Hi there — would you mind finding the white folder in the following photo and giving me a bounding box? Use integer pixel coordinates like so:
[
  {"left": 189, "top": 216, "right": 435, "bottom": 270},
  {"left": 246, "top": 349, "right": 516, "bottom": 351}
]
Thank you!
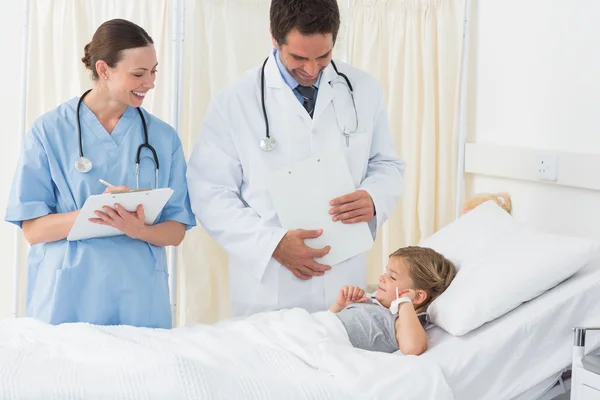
[
  {"left": 267, "top": 148, "right": 374, "bottom": 266},
  {"left": 67, "top": 188, "right": 174, "bottom": 241}
]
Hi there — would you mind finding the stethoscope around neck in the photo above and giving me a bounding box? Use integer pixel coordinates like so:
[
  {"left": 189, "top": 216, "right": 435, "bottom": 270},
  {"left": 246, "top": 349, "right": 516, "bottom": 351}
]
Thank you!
[
  {"left": 259, "top": 57, "right": 358, "bottom": 152},
  {"left": 75, "top": 88, "right": 160, "bottom": 189}
]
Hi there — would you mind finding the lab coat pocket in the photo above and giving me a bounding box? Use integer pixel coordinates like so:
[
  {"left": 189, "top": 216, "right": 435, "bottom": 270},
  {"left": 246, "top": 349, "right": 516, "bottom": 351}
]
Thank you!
[{"left": 339, "top": 130, "right": 371, "bottom": 185}]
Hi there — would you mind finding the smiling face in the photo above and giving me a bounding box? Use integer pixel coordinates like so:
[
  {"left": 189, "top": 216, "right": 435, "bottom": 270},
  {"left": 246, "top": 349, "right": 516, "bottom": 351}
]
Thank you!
[
  {"left": 96, "top": 45, "right": 157, "bottom": 107},
  {"left": 273, "top": 28, "right": 333, "bottom": 86},
  {"left": 375, "top": 256, "right": 428, "bottom": 309}
]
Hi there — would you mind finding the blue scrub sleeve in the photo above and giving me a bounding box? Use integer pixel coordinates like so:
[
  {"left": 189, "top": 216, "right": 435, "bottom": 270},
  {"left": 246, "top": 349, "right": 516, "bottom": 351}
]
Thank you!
[
  {"left": 5, "top": 130, "right": 57, "bottom": 228},
  {"left": 157, "top": 142, "right": 197, "bottom": 229}
]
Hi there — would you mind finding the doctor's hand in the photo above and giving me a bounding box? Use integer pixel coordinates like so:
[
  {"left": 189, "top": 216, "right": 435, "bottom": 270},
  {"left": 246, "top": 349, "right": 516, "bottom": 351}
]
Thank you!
[
  {"left": 273, "top": 229, "right": 332, "bottom": 280},
  {"left": 329, "top": 190, "right": 375, "bottom": 224},
  {"left": 89, "top": 203, "right": 146, "bottom": 240}
]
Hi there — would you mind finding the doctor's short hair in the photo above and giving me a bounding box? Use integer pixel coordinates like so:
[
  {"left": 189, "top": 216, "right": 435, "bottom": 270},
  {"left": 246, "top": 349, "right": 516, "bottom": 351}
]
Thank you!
[
  {"left": 81, "top": 19, "right": 154, "bottom": 81},
  {"left": 390, "top": 246, "right": 457, "bottom": 313},
  {"left": 270, "top": 0, "right": 340, "bottom": 46}
]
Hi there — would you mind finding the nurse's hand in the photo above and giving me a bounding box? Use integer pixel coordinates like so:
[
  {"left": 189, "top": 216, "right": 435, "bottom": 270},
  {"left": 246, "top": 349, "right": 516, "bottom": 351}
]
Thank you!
[
  {"left": 89, "top": 203, "right": 146, "bottom": 239},
  {"left": 273, "top": 229, "right": 332, "bottom": 280},
  {"left": 329, "top": 190, "right": 375, "bottom": 224},
  {"left": 103, "top": 186, "right": 131, "bottom": 194}
]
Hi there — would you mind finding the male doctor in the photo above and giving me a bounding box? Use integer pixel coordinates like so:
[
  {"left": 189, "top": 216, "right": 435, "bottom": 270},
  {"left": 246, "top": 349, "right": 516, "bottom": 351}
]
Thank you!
[{"left": 186, "top": 0, "right": 406, "bottom": 317}]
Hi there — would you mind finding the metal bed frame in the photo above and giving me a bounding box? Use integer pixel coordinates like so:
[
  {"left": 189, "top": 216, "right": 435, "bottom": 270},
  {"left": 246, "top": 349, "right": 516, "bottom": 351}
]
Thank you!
[{"left": 570, "top": 327, "right": 600, "bottom": 400}]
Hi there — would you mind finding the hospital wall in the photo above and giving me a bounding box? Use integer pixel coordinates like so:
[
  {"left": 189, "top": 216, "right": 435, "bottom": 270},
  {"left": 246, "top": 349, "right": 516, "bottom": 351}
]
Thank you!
[
  {"left": 0, "top": 1, "right": 25, "bottom": 319},
  {"left": 465, "top": 0, "right": 600, "bottom": 239}
]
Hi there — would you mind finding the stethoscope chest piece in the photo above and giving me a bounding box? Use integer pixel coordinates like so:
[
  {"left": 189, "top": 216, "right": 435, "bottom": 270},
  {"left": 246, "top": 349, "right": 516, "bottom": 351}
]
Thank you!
[
  {"left": 75, "top": 156, "right": 93, "bottom": 173},
  {"left": 260, "top": 136, "right": 277, "bottom": 152}
]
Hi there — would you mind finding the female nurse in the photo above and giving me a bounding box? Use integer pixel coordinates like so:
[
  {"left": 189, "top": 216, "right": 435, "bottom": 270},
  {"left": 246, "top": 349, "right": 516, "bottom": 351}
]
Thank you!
[{"left": 4, "top": 19, "right": 196, "bottom": 329}]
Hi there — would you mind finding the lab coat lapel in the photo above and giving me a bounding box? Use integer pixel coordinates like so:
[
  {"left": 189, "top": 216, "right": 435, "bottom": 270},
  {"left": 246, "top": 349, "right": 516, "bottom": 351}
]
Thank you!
[
  {"left": 265, "top": 53, "right": 314, "bottom": 127},
  {"left": 312, "top": 63, "right": 338, "bottom": 123}
]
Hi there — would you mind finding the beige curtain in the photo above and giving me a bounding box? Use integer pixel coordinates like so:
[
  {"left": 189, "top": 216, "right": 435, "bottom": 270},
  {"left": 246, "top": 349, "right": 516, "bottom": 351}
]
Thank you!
[
  {"left": 178, "top": 0, "right": 270, "bottom": 325},
  {"left": 20, "top": 0, "right": 464, "bottom": 325},
  {"left": 17, "top": 0, "right": 464, "bottom": 325},
  {"left": 179, "top": 0, "right": 465, "bottom": 324},
  {"left": 26, "top": 0, "right": 173, "bottom": 124},
  {"left": 346, "top": 0, "right": 465, "bottom": 285},
  {"left": 15, "top": 0, "right": 175, "bottom": 316}
]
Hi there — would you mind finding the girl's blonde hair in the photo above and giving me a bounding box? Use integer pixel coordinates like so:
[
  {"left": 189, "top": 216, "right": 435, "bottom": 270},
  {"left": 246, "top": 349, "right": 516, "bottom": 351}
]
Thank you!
[{"left": 390, "top": 246, "right": 456, "bottom": 313}]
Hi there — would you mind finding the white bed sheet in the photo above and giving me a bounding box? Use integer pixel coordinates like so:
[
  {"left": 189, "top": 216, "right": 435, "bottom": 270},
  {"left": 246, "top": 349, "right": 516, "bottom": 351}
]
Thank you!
[
  {"left": 0, "top": 308, "right": 453, "bottom": 400},
  {"left": 421, "top": 257, "right": 600, "bottom": 400}
]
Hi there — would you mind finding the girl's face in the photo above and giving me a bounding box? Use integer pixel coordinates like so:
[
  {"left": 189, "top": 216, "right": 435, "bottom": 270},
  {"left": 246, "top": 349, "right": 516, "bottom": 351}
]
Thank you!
[{"left": 375, "top": 257, "right": 427, "bottom": 308}]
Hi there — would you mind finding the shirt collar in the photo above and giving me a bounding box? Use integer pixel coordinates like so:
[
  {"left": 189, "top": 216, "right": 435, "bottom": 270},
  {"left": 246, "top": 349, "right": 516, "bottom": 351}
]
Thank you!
[
  {"left": 273, "top": 48, "right": 321, "bottom": 90},
  {"left": 370, "top": 291, "right": 429, "bottom": 321},
  {"left": 368, "top": 292, "right": 385, "bottom": 307}
]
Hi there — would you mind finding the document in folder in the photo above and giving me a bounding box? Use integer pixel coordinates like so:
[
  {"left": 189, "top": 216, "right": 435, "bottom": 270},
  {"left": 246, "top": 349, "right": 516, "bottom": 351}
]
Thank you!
[
  {"left": 67, "top": 188, "right": 174, "bottom": 241},
  {"left": 267, "top": 149, "right": 374, "bottom": 266}
]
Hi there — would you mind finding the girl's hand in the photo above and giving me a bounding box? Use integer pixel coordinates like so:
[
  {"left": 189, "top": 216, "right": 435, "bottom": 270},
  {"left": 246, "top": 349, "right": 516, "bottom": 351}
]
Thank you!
[
  {"left": 397, "top": 289, "right": 416, "bottom": 302},
  {"left": 89, "top": 204, "right": 146, "bottom": 240},
  {"left": 333, "top": 286, "right": 369, "bottom": 310}
]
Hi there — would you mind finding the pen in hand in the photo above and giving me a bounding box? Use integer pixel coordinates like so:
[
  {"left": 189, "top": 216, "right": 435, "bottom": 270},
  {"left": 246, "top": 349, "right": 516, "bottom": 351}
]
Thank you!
[
  {"left": 99, "top": 179, "right": 131, "bottom": 194},
  {"left": 99, "top": 179, "right": 114, "bottom": 188}
]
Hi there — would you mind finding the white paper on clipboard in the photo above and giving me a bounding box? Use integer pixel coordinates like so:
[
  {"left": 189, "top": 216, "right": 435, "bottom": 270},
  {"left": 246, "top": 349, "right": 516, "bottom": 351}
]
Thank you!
[
  {"left": 67, "top": 188, "right": 174, "bottom": 241},
  {"left": 267, "top": 149, "right": 374, "bottom": 266}
]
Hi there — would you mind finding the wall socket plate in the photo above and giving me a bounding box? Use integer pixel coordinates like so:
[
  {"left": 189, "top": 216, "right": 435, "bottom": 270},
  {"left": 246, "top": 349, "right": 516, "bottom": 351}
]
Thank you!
[{"left": 536, "top": 152, "right": 559, "bottom": 182}]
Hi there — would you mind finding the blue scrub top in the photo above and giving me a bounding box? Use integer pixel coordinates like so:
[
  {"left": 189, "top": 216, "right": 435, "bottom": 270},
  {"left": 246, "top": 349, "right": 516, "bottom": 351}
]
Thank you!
[{"left": 5, "top": 97, "right": 196, "bottom": 329}]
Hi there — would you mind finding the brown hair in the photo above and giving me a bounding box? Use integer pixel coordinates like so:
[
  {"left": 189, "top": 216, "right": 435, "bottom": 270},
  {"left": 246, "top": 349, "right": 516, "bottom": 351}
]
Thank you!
[
  {"left": 270, "top": 0, "right": 340, "bottom": 46},
  {"left": 390, "top": 246, "right": 457, "bottom": 313},
  {"left": 82, "top": 19, "right": 153, "bottom": 80}
]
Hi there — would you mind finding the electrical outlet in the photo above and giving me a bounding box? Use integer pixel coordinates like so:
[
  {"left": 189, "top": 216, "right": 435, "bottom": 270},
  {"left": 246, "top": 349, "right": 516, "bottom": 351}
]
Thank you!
[{"left": 536, "top": 153, "right": 558, "bottom": 182}]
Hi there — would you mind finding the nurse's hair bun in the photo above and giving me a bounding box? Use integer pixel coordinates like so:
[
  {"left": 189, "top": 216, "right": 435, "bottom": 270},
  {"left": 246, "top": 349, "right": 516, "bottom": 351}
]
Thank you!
[
  {"left": 81, "top": 43, "right": 93, "bottom": 71},
  {"left": 81, "top": 18, "right": 154, "bottom": 81}
]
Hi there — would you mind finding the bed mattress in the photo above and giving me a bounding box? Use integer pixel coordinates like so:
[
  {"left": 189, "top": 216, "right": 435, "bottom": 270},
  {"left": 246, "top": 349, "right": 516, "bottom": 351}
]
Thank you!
[{"left": 421, "top": 256, "right": 600, "bottom": 400}]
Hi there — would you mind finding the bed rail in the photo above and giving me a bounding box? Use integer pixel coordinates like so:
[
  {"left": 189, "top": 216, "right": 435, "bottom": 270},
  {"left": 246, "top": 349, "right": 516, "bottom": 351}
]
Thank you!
[{"left": 571, "top": 327, "right": 600, "bottom": 400}]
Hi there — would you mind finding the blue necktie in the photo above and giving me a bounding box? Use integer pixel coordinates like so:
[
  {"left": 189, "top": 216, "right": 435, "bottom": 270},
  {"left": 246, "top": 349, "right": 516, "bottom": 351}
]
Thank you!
[{"left": 295, "top": 85, "right": 317, "bottom": 118}]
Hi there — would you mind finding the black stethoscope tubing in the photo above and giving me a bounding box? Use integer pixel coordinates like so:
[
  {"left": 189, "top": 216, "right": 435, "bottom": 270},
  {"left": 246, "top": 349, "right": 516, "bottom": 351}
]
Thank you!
[
  {"left": 76, "top": 88, "right": 160, "bottom": 171},
  {"left": 259, "top": 57, "right": 354, "bottom": 143}
]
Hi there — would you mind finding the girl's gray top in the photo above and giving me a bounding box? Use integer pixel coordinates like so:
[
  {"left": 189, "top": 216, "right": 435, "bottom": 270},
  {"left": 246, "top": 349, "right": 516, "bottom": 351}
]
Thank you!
[{"left": 335, "top": 297, "right": 431, "bottom": 353}]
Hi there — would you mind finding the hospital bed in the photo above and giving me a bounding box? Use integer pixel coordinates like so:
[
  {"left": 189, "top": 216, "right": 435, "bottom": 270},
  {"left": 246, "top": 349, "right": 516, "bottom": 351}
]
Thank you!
[
  {"left": 422, "top": 255, "right": 600, "bottom": 400},
  {"left": 2, "top": 251, "right": 600, "bottom": 399},
  {"left": 2, "top": 262, "right": 599, "bottom": 400}
]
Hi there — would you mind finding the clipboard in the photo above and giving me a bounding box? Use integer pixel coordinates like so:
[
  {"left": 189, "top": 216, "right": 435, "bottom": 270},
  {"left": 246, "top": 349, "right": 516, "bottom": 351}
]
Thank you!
[
  {"left": 267, "top": 148, "right": 374, "bottom": 266},
  {"left": 67, "top": 188, "right": 174, "bottom": 241}
]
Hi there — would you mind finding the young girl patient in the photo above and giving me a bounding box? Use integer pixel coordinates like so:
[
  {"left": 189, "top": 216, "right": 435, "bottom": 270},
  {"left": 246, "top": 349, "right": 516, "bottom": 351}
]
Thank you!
[{"left": 328, "top": 246, "right": 456, "bottom": 356}]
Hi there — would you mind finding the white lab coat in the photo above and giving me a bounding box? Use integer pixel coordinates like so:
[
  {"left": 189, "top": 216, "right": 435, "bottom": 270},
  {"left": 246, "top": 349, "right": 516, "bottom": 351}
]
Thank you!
[{"left": 186, "top": 52, "right": 405, "bottom": 317}]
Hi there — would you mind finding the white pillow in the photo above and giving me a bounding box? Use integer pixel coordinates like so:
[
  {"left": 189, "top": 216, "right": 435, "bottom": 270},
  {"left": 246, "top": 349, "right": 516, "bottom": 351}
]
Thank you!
[{"left": 421, "top": 200, "right": 600, "bottom": 336}]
